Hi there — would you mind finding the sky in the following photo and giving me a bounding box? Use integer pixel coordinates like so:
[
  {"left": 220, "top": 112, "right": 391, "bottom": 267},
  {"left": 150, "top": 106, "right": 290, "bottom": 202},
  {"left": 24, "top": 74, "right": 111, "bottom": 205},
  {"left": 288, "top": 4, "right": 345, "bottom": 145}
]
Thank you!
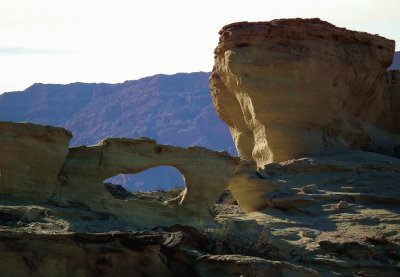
[{"left": 0, "top": 0, "right": 399, "bottom": 93}]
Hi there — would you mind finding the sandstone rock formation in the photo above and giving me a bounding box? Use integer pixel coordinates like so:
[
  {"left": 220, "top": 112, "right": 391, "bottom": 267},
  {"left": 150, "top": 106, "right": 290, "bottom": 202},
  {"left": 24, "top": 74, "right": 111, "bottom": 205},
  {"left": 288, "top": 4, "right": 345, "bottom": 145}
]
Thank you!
[
  {"left": 0, "top": 122, "right": 71, "bottom": 200},
  {"left": 0, "top": 121, "right": 272, "bottom": 229},
  {"left": 210, "top": 18, "right": 400, "bottom": 167}
]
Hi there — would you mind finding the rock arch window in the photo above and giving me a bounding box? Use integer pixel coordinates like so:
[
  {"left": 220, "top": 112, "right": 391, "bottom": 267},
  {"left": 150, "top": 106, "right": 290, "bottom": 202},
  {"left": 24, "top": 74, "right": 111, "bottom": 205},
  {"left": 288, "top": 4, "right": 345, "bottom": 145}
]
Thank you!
[{"left": 103, "top": 166, "right": 186, "bottom": 201}]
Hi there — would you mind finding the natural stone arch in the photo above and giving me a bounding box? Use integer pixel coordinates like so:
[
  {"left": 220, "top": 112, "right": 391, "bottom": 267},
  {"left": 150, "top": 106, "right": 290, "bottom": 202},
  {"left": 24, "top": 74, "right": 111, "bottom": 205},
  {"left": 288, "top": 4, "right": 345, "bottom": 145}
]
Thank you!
[
  {"left": 57, "top": 137, "right": 265, "bottom": 228},
  {"left": 0, "top": 122, "right": 280, "bottom": 228}
]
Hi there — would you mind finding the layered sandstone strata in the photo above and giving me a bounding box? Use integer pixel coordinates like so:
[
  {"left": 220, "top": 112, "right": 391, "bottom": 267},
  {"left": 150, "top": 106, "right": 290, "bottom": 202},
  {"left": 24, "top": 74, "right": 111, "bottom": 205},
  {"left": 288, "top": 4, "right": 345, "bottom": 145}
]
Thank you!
[{"left": 210, "top": 18, "right": 400, "bottom": 167}]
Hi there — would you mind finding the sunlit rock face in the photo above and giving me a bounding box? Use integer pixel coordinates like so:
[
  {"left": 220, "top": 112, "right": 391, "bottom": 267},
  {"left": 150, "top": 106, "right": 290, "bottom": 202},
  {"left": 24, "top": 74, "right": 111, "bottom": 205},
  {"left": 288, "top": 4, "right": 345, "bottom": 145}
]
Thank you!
[{"left": 210, "top": 18, "right": 400, "bottom": 167}]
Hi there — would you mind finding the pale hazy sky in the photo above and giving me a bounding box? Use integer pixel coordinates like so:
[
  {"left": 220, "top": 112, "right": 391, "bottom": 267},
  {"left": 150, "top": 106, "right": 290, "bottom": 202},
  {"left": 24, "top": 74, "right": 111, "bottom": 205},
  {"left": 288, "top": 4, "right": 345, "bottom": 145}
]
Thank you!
[{"left": 0, "top": 0, "right": 399, "bottom": 93}]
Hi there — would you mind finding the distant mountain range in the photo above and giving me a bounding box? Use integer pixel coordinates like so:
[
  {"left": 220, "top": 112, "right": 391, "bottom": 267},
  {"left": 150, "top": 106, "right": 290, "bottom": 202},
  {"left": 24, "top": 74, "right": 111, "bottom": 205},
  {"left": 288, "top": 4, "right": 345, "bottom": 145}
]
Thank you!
[
  {"left": 389, "top": 51, "right": 400, "bottom": 70},
  {"left": 0, "top": 72, "right": 236, "bottom": 191}
]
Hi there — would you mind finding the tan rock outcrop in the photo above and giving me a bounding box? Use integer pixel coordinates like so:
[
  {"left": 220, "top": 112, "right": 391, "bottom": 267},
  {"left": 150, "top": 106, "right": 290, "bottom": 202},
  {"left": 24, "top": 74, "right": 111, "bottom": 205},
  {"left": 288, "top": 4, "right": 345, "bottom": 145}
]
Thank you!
[
  {"left": 210, "top": 18, "right": 400, "bottom": 167},
  {"left": 0, "top": 121, "right": 71, "bottom": 200}
]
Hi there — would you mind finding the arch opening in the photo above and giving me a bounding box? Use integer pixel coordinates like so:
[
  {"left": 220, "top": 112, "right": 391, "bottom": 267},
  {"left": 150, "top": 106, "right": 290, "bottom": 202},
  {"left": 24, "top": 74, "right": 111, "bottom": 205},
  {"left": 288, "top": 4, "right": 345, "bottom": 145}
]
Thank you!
[{"left": 103, "top": 166, "right": 186, "bottom": 202}]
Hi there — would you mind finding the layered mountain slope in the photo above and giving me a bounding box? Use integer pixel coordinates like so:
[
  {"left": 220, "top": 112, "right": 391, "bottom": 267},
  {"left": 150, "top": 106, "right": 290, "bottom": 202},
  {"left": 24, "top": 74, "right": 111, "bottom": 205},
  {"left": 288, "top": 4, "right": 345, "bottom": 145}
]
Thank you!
[
  {"left": 0, "top": 72, "right": 233, "bottom": 151},
  {"left": 0, "top": 72, "right": 235, "bottom": 190}
]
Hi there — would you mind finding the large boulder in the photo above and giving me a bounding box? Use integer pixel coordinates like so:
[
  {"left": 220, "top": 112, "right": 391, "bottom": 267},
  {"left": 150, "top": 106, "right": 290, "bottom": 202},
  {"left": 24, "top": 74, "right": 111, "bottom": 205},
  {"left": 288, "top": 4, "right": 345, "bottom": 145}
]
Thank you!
[
  {"left": 210, "top": 18, "right": 400, "bottom": 167},
  {"left": 0, "top": 121, "right": 71, "bottom": 200}
]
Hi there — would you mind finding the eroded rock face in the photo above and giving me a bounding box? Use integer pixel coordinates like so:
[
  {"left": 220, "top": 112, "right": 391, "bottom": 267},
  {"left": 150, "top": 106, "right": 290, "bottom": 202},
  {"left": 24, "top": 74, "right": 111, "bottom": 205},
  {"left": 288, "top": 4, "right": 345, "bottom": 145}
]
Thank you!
[
  {"left": 0, "top": 121, "right": 71, "bottom": 200},
  {"left": 210, "top": 18, "right": 400, "bottom": 167}
]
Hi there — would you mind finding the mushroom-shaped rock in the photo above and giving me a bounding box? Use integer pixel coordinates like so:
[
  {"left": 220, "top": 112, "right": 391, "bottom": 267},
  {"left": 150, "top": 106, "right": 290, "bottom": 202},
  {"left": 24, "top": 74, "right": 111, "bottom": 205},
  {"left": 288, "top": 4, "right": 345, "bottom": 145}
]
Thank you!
[{"left": 210, "top": 18, "right": 400, "bottom": 167}]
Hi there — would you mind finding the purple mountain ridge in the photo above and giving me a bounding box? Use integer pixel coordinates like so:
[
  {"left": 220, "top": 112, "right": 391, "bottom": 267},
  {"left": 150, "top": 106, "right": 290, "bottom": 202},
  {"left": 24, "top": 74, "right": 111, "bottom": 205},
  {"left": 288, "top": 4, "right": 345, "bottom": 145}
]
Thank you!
[{"left": 0, "top": 72, "right": 236, "bottom": 191}]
